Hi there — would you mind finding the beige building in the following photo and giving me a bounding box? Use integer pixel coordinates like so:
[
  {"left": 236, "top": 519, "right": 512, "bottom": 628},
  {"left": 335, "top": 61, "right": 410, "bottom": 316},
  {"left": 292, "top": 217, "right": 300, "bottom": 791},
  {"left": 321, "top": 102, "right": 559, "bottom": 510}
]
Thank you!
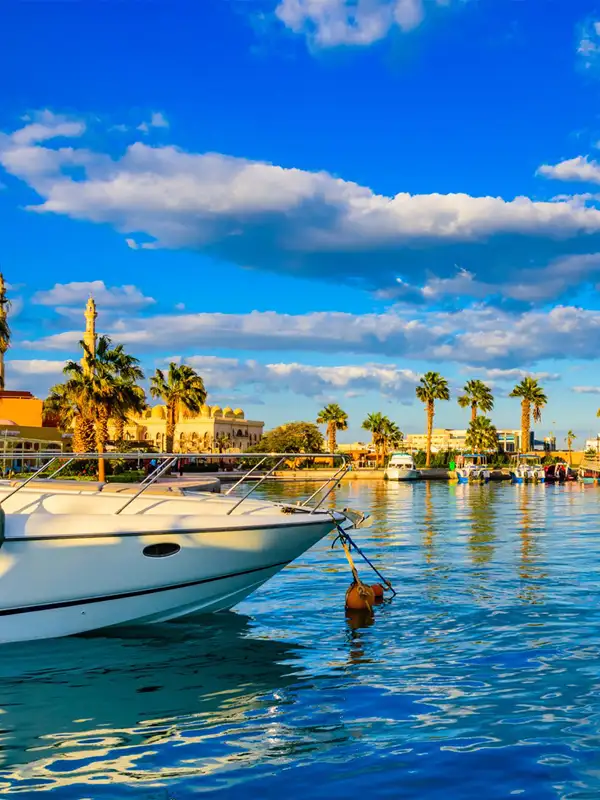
[
  {"left": 117, "top": 404, "right": 264, "bottom": 453},
  {"left": 405, "top": 428, "right": 527, "bottom": 453}
]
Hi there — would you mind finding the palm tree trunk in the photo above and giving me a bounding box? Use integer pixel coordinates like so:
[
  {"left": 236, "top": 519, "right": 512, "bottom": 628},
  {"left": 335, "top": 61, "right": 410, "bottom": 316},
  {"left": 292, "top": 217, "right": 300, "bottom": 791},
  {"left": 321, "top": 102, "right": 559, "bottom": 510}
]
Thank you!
[
  {"left": 96, "top": 410, "right": 109, "bottom": 482},
  {"left": 165, "top": 403, "right": 176, "bottom": 453},
  {"left": 328, "top": 424, "right": 336, "bottom": 467},
  {"left": 426, "top": 400, "right": 434, "bottom": 468},
  {"left": 73, "top": 416, "right": 85, "bottom": 454},
  {"left": 471, "top": 402, "right": 477, "bottom": 423},
  {"left": 114, "top": 417, "right": 125, "bottom": 443},
  {"left": 74, "top": 415, "right": 96, "bottom": 454},
  {"left": 521, "top": 399, "right": 530, "bottom": 454}
]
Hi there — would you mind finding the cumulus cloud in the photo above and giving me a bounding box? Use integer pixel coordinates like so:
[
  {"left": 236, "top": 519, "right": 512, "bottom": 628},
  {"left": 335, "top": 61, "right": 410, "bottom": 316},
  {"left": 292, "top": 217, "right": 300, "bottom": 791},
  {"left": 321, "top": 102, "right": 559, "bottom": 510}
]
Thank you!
[
  {"left": 578, "top": 19, "right": 600, "bottom": 70},
  {"left": 5, "top": 359, "right": 66, "bottom": 399},
  {"left": 572, "top": 386, "right": 600, "bottom": 394},
  {"left": 538, "top": 156, "right": 600, "bottom": 184},
  {"left": 275, "top": 0, "right": 450, "bottom": 47},
  {"left": 20, "top": 304, "right": 600, "bottom": 369},
  {"left": 177, "top": 355, "right": 420, "bottom": 398},
  {"left": 137, "top": 112, "right": 169, "bottom": 133},
  {"left": 32, "top": 280, "right": 156, "bottom": 309},
  {"left": 5, "top": 113, "right": 600, "bottom": 305},
  {"left": 462, "top": 367, "right": 561, "bottom": 383}
]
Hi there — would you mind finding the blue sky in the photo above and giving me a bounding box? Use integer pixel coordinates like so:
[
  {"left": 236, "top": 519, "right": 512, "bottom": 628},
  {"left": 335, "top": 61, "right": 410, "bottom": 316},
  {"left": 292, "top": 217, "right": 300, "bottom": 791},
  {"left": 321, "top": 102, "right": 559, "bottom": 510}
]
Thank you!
[{"left": 3, "top": 0, "right": 600, "bottom": 443}]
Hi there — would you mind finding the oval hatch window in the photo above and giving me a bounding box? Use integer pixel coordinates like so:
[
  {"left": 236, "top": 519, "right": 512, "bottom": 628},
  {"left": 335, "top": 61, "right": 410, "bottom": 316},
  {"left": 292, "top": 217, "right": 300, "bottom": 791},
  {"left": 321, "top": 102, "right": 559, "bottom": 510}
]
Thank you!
[{"left": 143, "top": 542, "right": 181, "bottom": 558}]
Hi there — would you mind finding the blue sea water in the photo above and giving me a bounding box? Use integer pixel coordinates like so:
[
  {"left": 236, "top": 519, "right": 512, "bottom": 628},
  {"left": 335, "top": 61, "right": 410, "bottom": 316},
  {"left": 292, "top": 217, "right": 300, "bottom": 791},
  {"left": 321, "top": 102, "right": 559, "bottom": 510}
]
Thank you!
[{"left": 2, "top": 480, "right": 600, "bottom": 798}]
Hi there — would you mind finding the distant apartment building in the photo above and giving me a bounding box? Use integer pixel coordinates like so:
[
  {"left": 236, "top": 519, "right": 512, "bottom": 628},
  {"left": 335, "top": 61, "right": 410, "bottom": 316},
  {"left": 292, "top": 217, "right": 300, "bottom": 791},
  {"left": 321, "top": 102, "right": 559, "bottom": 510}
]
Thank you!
[
  {"left": 404, "top": 428, "right": 534, "bottom": 453},
  {"left": 585, "top": 435, "right": 600, "bottom": 452}
]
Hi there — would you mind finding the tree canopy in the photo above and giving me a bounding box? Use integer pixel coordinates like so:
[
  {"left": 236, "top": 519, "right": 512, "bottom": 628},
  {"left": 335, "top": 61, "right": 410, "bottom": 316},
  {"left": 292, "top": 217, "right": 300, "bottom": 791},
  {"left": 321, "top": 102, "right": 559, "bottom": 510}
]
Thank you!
[{"left": 252, "top": 421, "right": 324, "bottom": 454}]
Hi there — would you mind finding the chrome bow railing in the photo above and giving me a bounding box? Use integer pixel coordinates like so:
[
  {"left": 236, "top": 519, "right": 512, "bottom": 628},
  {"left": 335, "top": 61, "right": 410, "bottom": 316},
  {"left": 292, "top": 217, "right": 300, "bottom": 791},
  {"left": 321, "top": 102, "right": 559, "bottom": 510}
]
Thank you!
[{"left": 0, "top": 451, "right": 351, "bottom": 515}]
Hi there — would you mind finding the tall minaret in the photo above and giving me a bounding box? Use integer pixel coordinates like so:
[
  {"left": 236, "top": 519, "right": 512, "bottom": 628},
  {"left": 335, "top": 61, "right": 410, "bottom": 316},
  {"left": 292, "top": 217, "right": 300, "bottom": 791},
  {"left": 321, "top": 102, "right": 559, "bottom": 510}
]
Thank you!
[
  {"left": 82, "top": 295, "right": 97, "bottom": 375},
  {"left": 0, "top": 274, "right": 10, "bottom": 390}
]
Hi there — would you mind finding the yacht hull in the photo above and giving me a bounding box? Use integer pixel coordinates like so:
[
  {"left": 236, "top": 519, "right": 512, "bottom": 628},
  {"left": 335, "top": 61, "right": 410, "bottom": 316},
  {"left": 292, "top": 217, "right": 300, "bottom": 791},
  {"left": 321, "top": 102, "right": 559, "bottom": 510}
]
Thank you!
[
  {"left": 0, "top": 514, "right": 337, "bottom": 643},
  {"left": 385, "top": 467, "right": 420, "bottom": 481}
]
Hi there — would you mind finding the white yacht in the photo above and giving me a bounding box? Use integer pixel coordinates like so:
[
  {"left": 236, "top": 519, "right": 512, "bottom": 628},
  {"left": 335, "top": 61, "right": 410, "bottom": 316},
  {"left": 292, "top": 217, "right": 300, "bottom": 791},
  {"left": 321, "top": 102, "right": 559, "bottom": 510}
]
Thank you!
[
  {"left": 384, "top": 452, "right": 420, "bottom": 482},
  {"left": 0, "top": 453, "right": 368, "bottom": 644}
]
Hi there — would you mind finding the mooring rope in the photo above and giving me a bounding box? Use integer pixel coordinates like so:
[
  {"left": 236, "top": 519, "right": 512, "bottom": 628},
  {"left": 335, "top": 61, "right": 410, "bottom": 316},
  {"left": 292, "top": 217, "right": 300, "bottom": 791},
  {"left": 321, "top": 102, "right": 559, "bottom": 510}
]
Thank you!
[{"left": 331, "top": 515, "right": 397, "bottom": 597}]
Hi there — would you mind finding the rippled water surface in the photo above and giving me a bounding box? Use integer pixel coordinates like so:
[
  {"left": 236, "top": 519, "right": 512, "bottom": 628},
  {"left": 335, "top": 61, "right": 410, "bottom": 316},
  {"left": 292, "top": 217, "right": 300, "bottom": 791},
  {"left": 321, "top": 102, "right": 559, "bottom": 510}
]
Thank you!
[{"left": 3, "top": 480, "right": 600, "bottom": 798}]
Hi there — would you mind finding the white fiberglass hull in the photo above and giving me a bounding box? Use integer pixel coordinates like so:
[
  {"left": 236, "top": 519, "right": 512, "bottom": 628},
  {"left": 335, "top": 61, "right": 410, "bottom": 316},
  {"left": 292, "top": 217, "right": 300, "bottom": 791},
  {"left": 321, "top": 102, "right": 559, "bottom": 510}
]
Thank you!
[
  {"left": 0, "top": 486, "right": 343, "bottom": 643},
  {"left": 385, "top": 467, "right": 420, "bottom": 481}
]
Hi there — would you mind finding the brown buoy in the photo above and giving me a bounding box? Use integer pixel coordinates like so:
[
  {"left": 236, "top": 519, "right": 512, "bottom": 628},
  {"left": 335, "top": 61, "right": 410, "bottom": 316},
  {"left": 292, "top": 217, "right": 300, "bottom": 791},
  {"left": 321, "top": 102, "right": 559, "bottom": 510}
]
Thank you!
[
  {"left": 345, "top": 581, "right": 375, "bottom": 611},
  {"left": 371, "top": 583, "right": 384, "bottom": 598}
]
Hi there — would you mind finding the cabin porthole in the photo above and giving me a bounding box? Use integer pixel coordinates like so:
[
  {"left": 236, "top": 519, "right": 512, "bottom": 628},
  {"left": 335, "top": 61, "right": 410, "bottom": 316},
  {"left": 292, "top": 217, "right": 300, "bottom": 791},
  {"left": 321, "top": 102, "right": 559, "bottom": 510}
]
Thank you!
[{"left": 143, "top": 543, "right": 181, "bottom": 558}]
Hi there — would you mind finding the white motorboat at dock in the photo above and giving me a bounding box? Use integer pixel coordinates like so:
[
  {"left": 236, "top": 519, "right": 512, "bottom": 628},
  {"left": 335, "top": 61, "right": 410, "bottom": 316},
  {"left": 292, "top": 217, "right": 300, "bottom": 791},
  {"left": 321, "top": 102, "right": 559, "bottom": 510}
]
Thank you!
[
  {"left": 509, "top": 454, "right": 545, "bottom": 484},
  {"left": 455, "top": 453, "right": 491, "bottom": 484},
  {"left": 0, "top": 452, "right": 368, "bottom": 644},
  {"left": 384, "top": 452, "right": 420, "bottom": 482}
]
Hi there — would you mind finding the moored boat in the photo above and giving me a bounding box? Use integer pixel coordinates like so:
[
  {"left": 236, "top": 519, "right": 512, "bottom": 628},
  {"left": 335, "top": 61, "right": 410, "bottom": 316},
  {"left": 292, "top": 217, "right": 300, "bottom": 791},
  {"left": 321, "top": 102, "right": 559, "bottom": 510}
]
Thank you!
[
  {"left": 455, "top": 453, "right": 491, "bottom": 484},
  {"left": 510, "top": 454, "right": 545, "bottom": 484},
  {"left": 384, "top": 452, "right": 420, "bottom": 482},
  {"left": 0, "top": 452, "right": 369, "bottom": 644},
  {"left": 544, "top": 462, "right": 576, "bottom": 483}
]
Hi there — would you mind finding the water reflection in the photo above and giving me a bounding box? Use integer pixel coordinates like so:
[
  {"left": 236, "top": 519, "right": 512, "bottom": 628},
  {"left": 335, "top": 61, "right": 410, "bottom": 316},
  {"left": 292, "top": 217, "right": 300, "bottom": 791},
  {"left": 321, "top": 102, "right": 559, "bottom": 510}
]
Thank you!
[
  {"left": 0, "top": 614, "right": 305, "bottom": 792},
  {"left": 516, "top": 486, "right": 547, "bottom": 605}
]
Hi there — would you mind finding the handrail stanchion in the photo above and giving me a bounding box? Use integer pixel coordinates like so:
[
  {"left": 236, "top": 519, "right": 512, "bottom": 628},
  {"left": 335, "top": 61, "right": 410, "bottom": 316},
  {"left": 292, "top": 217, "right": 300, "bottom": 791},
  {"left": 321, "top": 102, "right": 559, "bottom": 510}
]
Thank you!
[
  {"left": 308, "top": 463, "right": 351, "bottom": 514},
  {"left": 0, "top": 457, "right": 59, "bottom": 507},
  {"left": 115, "top": 456, "right": 176, "bottom": 515},
  {"left": 226, "top": 457, "right": 286, "bottom": 515},
  {"left": 45, "top": 457, "right": 76, "bottom": 481},
  {"left": 301, "top": 459, "right": 348, "bottom": 507},
  {"left": 224, "top": 456, "right": 268, "bottom": 496}
]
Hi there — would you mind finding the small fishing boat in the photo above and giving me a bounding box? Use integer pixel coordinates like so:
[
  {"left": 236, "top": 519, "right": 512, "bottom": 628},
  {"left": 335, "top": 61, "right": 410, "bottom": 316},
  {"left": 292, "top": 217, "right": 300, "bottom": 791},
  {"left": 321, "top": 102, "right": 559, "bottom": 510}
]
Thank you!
[
  {"left": 510, "top": 454, "right": 545, "bottom": 484},
  {"left": 0, "top": 452, "right": 369, "bottom": 644},
  {"left": 455, "top": 453, "right": 491, "bottom": 484},
  {"left": 544, "top": 462, "right": 576, "bottom": 483},
  {"left": 384, "top": 452, "right": 420, "bottom": 482}
]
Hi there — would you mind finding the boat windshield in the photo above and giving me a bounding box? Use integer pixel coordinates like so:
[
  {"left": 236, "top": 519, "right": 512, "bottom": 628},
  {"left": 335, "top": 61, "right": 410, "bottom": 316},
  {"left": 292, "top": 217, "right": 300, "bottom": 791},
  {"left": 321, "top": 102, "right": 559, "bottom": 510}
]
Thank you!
[
  {"left": 463, "top": 453, "right": 487, "bottom": 465},
  {"left": 389, "top": 453, "right": 414, "bottom": 467}
]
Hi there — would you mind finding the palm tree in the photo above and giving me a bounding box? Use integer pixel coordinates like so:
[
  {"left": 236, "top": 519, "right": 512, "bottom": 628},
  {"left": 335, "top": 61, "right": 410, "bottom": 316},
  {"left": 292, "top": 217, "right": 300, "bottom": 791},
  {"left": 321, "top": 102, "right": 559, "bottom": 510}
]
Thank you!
[
  {"left": 362, "top": 413, "right": 403, "bottom": 466},
  {"left": 44, "top": 382, "right": 95, "bottom": 454},
  {"left": 382, "top": 419, "right": 404, "bottom": 464},
  {"left": 150, "top": 363, "right": 207, "bottom": 453},
  {"left": 415, "top": 372, "right": 450, "bottom": 468},
  {"left": 61, "top": 337, "right": 145, "bottom": 481},
  {"left": 565, "top": 430, "right": 576, "bottom": 465},
  {"left": 465, "top": 415, "right": 499, "bottom": 452},
  {"left": 509, "top": 377, "right": 547, "bottom": 454},
  {"left": 458, "top": 380, "right": 494, "bottom": 423},
  {"left": 316, "top": 403, "right": 348, "bottom": 465},
  {"left": 362, "top": 412, "right": 387, "bottom": 467},
  {"left": 110, "top": 383, "right": 146, "bottom": 443}
]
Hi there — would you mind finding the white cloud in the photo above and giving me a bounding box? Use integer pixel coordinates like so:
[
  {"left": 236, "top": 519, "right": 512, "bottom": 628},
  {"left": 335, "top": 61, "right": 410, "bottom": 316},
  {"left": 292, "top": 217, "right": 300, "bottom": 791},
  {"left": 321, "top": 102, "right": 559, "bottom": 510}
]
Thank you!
[
  {"left": 32, "top": 280, "right": 156, "bottom": 309},
  {"left": 137, "top": 112, "right": 169, "bottom": 133},
  {"left": 4, "top": 113, "right": 600, "bottom": 304},
  {"left": 20, "top": 304, "right": 600, "bottom": 369},
  {"left": 10, "top": 109, "right": 85, "bottom": 146},
  {"left": 578, "top": 19, "right": 600, "bottom": 70},
  {"left": 538, "top": 156, "right": 600, "bottom": 184},
  {"left": 572, "top": 386, "right": 600, "bottom": 394},
  {"left": 463, "top": 367, "right": 561, "bottom": 383},
  {"left": 5, "top": 359, "right": 66, "bottom": 399},
  {"left": 275, "top": 0, "right": 448, "bottom": 47},
  {"left": 178, "top": 355, "right": 421, "bottom": 398}
]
